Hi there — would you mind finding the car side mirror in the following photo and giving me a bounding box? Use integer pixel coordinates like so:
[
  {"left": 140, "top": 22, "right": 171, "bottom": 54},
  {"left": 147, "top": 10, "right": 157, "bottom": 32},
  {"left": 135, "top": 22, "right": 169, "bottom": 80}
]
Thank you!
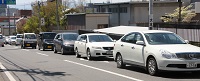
[
  {"left": 113, "top": 40, "right": 117, "bottom": 42},
  {"left": 136, "top": 41, "right": 145, "bottom": 46},
  {"left": 185, "top": 40, "right": 189, "bottom": 44}
]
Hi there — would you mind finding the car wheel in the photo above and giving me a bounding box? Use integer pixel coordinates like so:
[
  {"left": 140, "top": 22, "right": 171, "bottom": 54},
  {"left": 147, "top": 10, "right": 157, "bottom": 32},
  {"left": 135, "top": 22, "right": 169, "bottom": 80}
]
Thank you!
[
  {"left": 61, "top": 47, "right": 65, "bottom": 55},
  {"left": 87, "top": 49, "right": 92, "bottom": 60},
  {"left": 75, "top": 48, "right": 81, "bottom": 58},
  {"left": 116, "top": 54, "right": 125, "bottom": 68},
  {"left": 54, "top": 46, "right": 57, "bottom": 53},
  {"left": 147, "top": 57, "right": 159, "bottom": 76},
  {"left": 2, "top": 45, "right": 4, "bottom": 47}
]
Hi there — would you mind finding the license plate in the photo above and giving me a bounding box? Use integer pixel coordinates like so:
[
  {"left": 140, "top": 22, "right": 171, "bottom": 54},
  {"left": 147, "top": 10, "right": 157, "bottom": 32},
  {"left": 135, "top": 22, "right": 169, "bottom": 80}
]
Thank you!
[
  {"left": 47, "top": 46, "right": 52, "bottom": 48},
  {"left": 186, "top": 63, "right": 197, "bottom": 68},
  {"left": 26, "top": 44, "right": 30, "bottom": 46},
  {"left": 106, "top": 51, "right": 113, "bottom": 54}
]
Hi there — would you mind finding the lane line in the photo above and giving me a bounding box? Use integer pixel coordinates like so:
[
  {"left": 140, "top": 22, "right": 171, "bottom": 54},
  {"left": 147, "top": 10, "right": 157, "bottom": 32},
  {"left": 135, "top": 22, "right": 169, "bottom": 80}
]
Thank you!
[
  {"left": 36, "top": 52, "right": 49, "bottom": 56},
  {"left": 21, "top": 49, "right": 29, "bottom": 51},
  {"left": 64, "top": 60, "right": 143, "bottom": 81},
  {"left": 0, "top": 63, "right": 16, "bottom": 81},
  {"left": 100, "top": 61, "right": 109, "bottom": 63},
  {"left": 80, "top": 58, "right": 88, "bottom": 61}
]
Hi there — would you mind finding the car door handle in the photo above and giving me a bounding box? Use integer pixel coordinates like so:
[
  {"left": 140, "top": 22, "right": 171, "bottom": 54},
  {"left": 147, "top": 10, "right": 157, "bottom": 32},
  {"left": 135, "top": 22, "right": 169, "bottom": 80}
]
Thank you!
[
  {"left": 121, "top": 44, "right": 124, "bottom": 46},
  {"left": 131, "top": 46, "right": 135, "bottom": 49}
]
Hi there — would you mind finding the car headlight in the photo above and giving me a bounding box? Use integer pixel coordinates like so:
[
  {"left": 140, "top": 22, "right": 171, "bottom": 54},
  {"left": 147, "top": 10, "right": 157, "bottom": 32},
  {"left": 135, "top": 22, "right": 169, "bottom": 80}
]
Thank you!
[
  {"left": 92, "top": 46, "right": 102, "bottom": 49},
  {"left": 160, "top": 50, "right": 177, "bottom": 59}
]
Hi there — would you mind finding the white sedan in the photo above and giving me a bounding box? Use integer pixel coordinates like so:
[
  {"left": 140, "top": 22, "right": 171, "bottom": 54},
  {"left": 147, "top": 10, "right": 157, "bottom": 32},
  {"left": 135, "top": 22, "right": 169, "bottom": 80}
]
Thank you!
[
  {"left": 113, "top": 30, "right": 200, "bottom": 75},
  {"left": 74, "top": 33, "right": 114, "bottom": 60}
]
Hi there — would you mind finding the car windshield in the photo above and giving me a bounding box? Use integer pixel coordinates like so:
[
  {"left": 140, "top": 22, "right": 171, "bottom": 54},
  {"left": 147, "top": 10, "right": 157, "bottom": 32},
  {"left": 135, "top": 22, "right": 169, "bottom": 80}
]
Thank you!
[
  {"left": 11, "top": 37, "right": 16, "bottom": 39},
  {"left": 25, "top": 34, "right": 36, "bottom": 39},
  {"left": 144, "top": 33, "right": 186, "bottom": 45},
  {"left": 63, "top": 34, "right": 78, "bottom": 41},
  {"left": 88, "top": 35, "right": 113, "bottom": 42},
  {"left": 43, "top": 33, "right": 56, "bottom": 39},
  {"left": 16, "top": 35, "right": 22, "bottom": 38}
]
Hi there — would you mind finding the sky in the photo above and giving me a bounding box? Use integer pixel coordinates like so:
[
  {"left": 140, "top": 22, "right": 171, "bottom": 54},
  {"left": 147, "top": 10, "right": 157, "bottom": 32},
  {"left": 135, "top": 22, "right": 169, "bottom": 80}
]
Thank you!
[{"left": 9, "top": 0, "right": 131, "bottom": 10}]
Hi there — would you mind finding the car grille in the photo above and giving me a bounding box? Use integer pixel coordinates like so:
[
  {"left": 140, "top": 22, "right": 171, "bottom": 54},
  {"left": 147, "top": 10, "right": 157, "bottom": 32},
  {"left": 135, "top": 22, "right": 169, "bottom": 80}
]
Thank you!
[
  {"left": 102, "top": 47, "right": 114, "bottom": 50},
  {"left": 176, "top": 52, "right": 200, "bottom": 60}
]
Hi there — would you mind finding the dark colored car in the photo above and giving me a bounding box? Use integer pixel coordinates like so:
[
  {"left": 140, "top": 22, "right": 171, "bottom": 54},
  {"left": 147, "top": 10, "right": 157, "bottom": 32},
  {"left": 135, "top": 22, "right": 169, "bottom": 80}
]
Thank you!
[
  {"left": 53, "top": 33, "right": 79, "bottom": 55},
  {"left": 38, "top": 32, "right": 57, "bottom": 51}
]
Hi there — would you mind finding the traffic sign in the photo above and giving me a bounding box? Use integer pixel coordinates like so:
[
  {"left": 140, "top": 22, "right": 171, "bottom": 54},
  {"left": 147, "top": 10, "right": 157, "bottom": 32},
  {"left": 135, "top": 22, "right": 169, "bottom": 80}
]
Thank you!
[
  {"left": 41, "top": 18, "right": 45, "bottom": 26},
  {"left": 6, "top": 0, "right": 16, "bottom": 5},
  {"left": 0, "top": 0, "right": 16, "bottom": 5},
  {"left": 0, "top": 0, "right": 5, "bottom": 4}
]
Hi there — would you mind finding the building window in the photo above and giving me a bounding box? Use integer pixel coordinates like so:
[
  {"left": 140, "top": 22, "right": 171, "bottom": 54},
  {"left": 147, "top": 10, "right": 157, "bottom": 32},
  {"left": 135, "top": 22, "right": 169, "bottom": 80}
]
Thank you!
[
  {"left": 120, "top": 7, "right": 127, "bottom": 13},
  {"left": 101, "top": 8, "right": 106, "bottom": 12}
]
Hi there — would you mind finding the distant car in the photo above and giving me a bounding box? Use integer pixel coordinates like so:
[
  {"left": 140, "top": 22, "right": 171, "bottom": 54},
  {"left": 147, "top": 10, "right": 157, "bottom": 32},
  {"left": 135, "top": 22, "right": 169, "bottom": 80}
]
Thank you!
[
  {"left": 4, "top": 36, "right": 9, "bottom": 44},
  {"left": 0, "top": 34, "right": 4, "bottom": 47},
  {"left": 21, "top": 33, "right": 37, "bottom": 49},
  {"left": 113, "top": 30, "right": 200, "bottom": 76},
  {"left": 53, "top": 33, "right": 79, "bottom": 55},
  {"left": 38, "top": 32, "right": 57, "bottom": 51},
  {"left": 15, "top": 34, "right": 23, "bottom": 46},
  {"left": 8, "top": 36, "right": 16, "bottom": 45},
  {"left": 74, "top": 33, "right": 114, "bottom": 60}
]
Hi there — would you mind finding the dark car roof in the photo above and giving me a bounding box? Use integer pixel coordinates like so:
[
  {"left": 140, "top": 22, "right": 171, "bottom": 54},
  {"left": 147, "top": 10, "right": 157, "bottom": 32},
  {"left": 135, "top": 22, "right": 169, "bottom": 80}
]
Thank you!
[{"left": 58, "top": 32, "right": 78, "bottom": 34}]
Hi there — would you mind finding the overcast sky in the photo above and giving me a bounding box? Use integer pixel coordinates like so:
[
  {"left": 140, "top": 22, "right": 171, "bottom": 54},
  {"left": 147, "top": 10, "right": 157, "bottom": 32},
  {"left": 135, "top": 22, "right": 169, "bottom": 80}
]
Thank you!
[{"left": 9, "top": 0, "right": 131, "bottom": 10}]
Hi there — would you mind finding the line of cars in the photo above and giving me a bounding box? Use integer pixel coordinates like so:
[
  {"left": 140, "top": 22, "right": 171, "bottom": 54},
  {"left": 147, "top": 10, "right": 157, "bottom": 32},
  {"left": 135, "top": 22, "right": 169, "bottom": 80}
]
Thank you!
[
  {"left": 0, "top": 34, "right": 23, "bottom": 47},
  {"left": 4, "top": 30, "right": 200, "bottom": 76}
]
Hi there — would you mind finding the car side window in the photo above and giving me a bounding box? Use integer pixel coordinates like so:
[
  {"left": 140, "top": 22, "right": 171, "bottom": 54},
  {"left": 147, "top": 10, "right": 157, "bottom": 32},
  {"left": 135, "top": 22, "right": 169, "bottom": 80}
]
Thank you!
[
  {"left": 121, "top": 33, "right": 136, "bottom": 44},
  {"left": 55, "top": 34, "right": 60, "bottom": 39},
  {"left": 134, "top": 33, "right": 144, "bottom": 43},
  {"left": 80, "top": 35, "right": 87, "bottom": 42}
]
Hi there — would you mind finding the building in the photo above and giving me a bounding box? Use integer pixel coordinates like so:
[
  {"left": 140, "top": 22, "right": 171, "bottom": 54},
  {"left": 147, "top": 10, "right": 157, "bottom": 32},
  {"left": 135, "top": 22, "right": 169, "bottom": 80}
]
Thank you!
[
  {"left": 66, "top": 13, "right": 110, "bottom": 30},
  {"left": 94, "top": 1, "right": 180, "bottom": 26}
]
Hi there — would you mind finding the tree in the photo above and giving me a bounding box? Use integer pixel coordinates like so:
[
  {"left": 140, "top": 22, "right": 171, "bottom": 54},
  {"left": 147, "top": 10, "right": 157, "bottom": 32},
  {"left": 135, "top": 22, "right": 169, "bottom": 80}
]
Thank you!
[{"left": 160, "top": 5, "right": 196, "bottom": 23}]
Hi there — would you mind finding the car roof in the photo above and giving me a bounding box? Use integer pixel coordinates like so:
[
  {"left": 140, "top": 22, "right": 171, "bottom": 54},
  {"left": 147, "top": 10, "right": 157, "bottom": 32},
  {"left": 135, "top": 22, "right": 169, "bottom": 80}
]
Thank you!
[
  {"left": 129, "top": 30, "right": 173, "bottom": 34},
  {"left": 16, "top": 34, "right": 23, "bottom": 35},
  {"left": 40, "top": 32, "right": 56, "bottom": 34},
  {"left": 58, "top": 32, "right": 78, "bottom": 34},
  {"left": 81, "top": 33, "right": 107, "bottom": 35}
]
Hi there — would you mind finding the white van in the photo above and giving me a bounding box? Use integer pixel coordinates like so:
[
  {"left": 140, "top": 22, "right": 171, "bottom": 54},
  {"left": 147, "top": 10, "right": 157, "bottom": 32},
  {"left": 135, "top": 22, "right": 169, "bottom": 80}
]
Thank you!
[
  {"left": 21, "top": 33, "right": 37, "bottom": 49},
  {"left": 16, "top": 34, "right": 23, "bottom": 45}
]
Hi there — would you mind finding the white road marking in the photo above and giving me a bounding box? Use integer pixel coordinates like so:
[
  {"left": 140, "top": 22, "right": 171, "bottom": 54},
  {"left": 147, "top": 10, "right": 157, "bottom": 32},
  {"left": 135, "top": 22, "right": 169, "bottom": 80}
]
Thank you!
[
  {"left": 36, "top": 52, "right": 49, "bottom": 56},
  {"left": 22, "top": 49, "right": 29, "bottom": 51},
  {"left": 0, "top": 63, "right": 16, "bottom": 81},
  {"left": 64, "top": 60, "right": 143, "bottom": 81},
  {"left": 14, "top": 47, "right": 19, "bottom": 48},
  {"left": 80, "top": 58, "right": 88, "bottom": 61}
]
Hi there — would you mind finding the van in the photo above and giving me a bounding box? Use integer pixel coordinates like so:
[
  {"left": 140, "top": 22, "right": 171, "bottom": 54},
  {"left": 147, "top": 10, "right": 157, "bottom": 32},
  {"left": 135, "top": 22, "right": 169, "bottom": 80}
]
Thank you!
[
  {"left": 21, "top": 33, "right": 37, "bottom": 49},
  {"left": 38, "top": 32, "right": 56, "bottom": 51},
  {"left": 16, "top": 34, "right": 23, "bottom": 46}
]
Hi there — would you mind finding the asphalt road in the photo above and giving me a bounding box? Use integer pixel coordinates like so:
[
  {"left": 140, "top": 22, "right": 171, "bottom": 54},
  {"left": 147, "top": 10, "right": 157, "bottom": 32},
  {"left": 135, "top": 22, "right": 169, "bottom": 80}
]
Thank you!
[{"left": 0, "top": 45, "right": 200, "bottom": 81}]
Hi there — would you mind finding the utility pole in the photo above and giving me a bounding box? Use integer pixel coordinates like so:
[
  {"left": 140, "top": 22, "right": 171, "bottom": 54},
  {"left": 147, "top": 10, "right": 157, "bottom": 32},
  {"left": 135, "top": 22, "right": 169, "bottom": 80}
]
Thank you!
[
  {"left": 38, "top": 1, "right": 41, "bottom": 32},
  {"left": 56, "top": 0, "right": 60, "bottom": 30},
  {"left": 13, "top": 13, "right": 16, "bottom": 34},
  {"left": 177, "top": 0, "right": 182, "bottom": 33},
  {"left": 8, "top": 6, "right": 11, "bottom": 35},
  {"left": 149, "top": 0, "right": 153, "bottom": 30}
]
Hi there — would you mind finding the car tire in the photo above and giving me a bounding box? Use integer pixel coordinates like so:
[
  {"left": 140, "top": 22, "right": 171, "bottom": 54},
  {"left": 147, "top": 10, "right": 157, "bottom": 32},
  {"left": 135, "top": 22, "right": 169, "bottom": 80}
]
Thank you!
[
  {"left": 87, "top": 49, "right": 92, "bottom": 60},
  {"left": 147, "top": 57, "right": 159, "bottom": 76},
  {"left": 116, "top": 54, "right": 125, "bottom": 68},
  {"left": 61, "top": 47, "right": 65, "bottom": 55},
  {"left": 75, "top": 48, "right": 81, "bottom": 58},
  {"left": 2, "top": 45, "right": 4, "bottom": 47},
  {"left": 54, "top": 46, "right": 57, "bottom": 53}
]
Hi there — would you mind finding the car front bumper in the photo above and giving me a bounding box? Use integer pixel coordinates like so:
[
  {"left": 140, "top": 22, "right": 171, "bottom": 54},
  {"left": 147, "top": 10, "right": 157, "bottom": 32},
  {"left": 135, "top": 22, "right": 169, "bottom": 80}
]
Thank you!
[
  {"left": 90, "top": 49, "right": 113, "bottom": 57},
  {"left": 62, "top": 45, "right": 75, "bottom": 53},
  {"left": 158, "top": 59, "right": 200, "bottom": 71},
  {"left": 43, "top": 43, "right": 54, "bottom": 49}
]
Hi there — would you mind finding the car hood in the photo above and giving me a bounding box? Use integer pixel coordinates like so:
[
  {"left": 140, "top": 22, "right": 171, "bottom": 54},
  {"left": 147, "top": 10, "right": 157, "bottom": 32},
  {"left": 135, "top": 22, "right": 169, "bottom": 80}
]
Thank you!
[
  {"left": 151, "top": 44, "right": 200, "bottom": 53},
  {"left": 90, "top": 42, "right": 114, "bottom": 47},
  {"left": 63, "top": 40, "right": 75, "bottom": 44}
]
